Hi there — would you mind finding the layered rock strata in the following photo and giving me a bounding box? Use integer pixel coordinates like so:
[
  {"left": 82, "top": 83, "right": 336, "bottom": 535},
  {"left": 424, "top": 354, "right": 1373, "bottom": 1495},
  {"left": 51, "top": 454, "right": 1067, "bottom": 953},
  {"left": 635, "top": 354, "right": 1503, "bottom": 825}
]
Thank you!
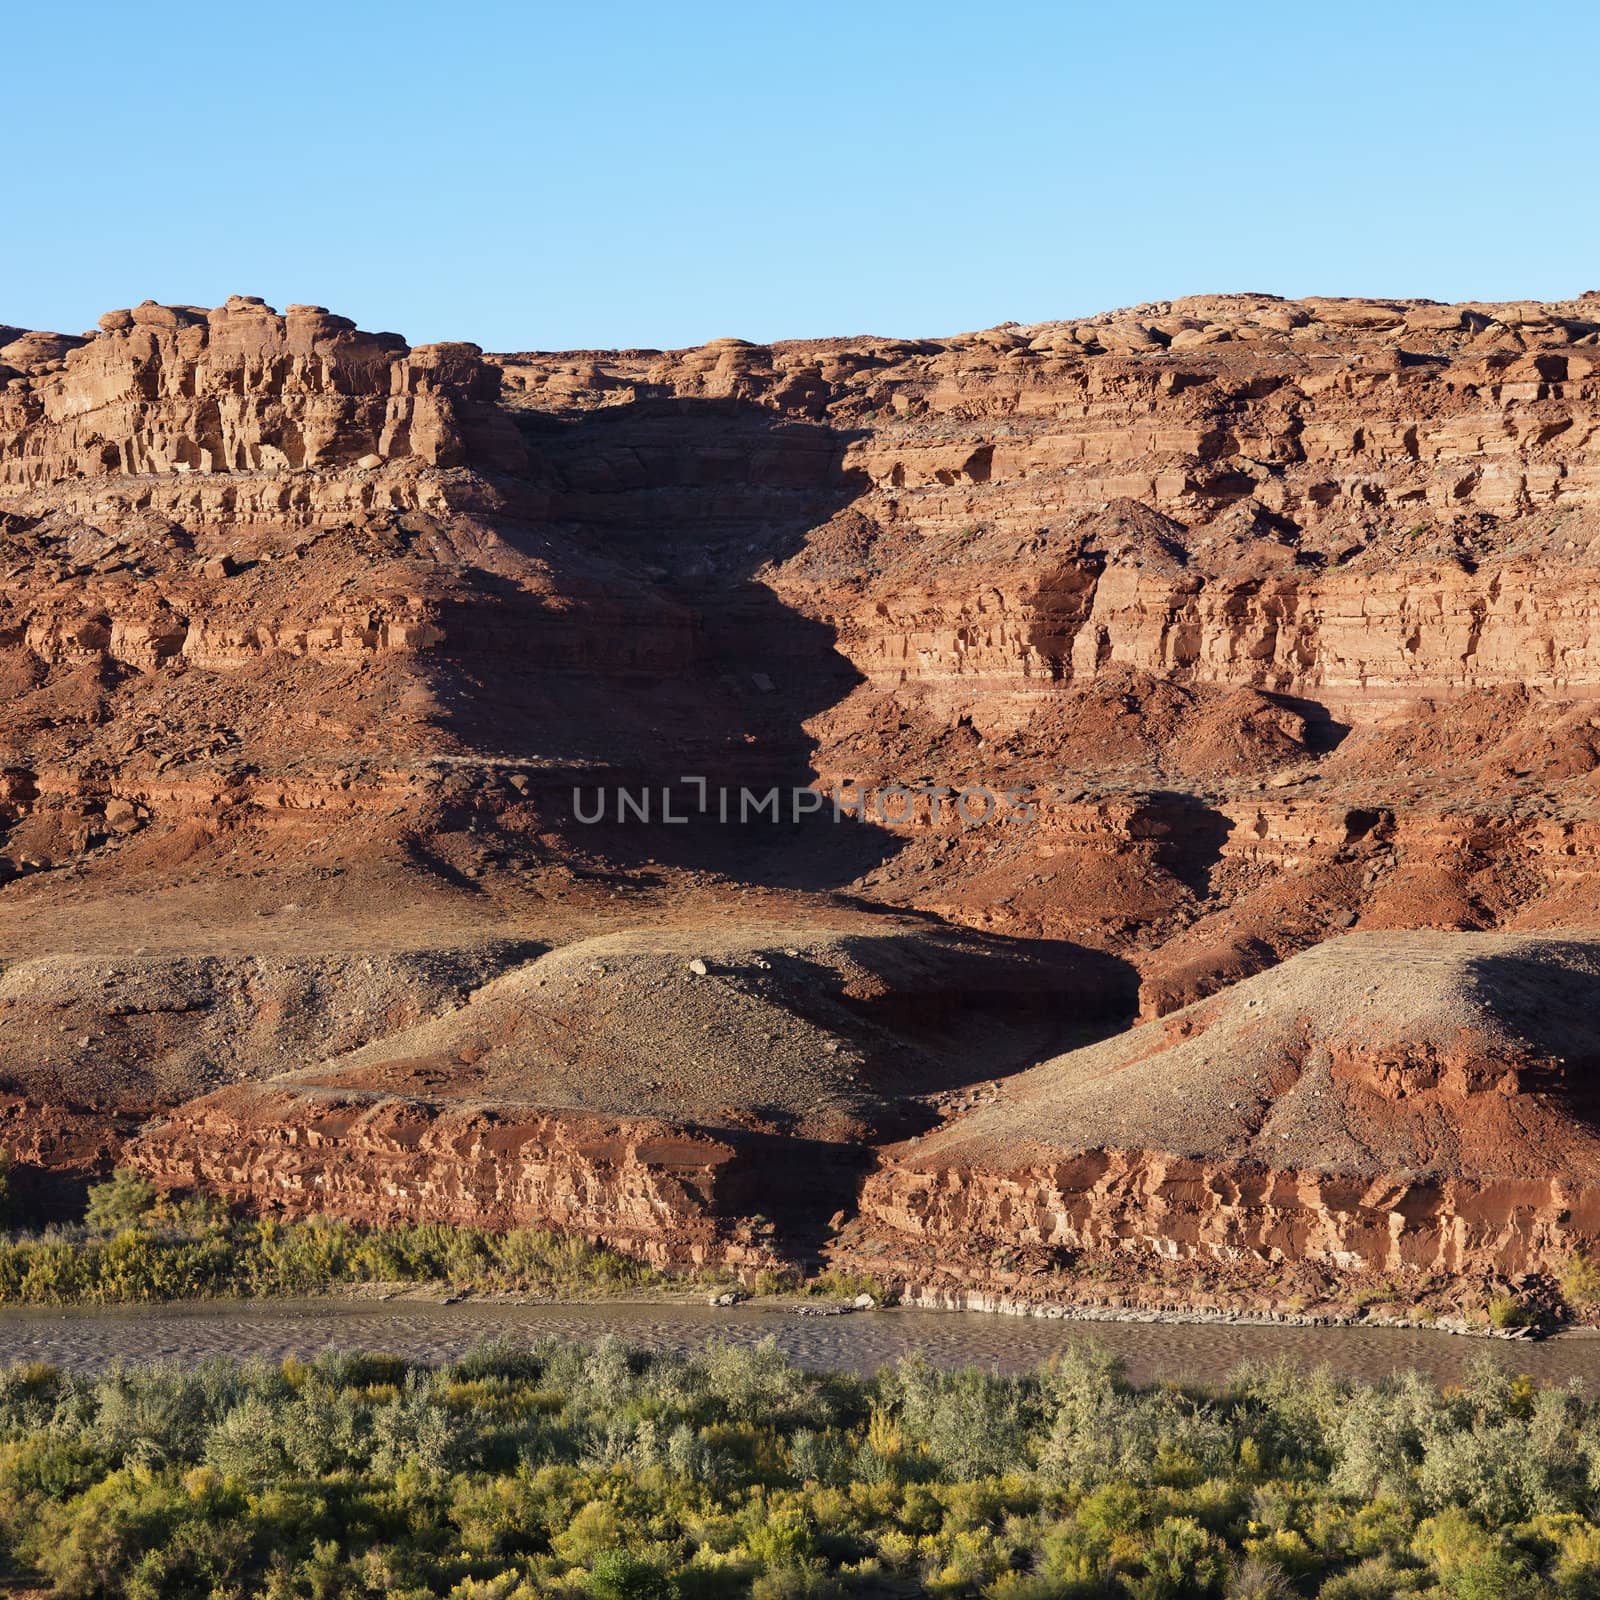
[
  {"left": 1, "top": 293, "right": 1600, "bottom": 1303},
  {"left": 133, "top": 1088, "right": 773, "bottom": 1268},
  {"left": 126, "top": 924, "right": 1112, "bottom": 1262},
  {"left": 852, "top": 933, "right": 1600, "bottom": 1291},
  {"left": 0, "top": 294, "right": 524, "bottom": 491}
]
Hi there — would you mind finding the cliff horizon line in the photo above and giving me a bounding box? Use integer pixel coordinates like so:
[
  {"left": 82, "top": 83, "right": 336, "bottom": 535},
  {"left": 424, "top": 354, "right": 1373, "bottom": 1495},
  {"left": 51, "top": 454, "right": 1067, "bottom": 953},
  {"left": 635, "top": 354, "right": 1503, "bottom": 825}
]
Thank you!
[{"left": 4, "top": 282, "right": 1600, "bottom": 1330}]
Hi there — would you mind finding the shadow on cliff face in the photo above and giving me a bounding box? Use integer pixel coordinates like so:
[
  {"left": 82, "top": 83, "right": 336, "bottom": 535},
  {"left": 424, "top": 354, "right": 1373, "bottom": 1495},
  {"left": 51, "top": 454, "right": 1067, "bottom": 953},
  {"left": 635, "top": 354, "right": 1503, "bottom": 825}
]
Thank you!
[
  {"left": 1147, "top": 791, "right": 1235, "bottom": 899},
  {"left": 422, "top": 396, "right": 909, "bottom": 892},
  {"left": 717, "top": 1132, "right": 877, "bottom": 1266},
  {"left": 710, "top": 925, "right": 1139, "bottom": 1265},
  {"left": 1269, "top": 692, "right": 1351, "bottom": 755}
]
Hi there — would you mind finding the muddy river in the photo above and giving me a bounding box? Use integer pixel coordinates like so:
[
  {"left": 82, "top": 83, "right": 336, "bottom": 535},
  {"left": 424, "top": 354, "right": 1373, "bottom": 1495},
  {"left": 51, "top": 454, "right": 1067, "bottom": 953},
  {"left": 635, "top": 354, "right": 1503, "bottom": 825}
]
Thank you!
[{"left": 3, "top": 1299, "right": 1599, "bottom": 1386}]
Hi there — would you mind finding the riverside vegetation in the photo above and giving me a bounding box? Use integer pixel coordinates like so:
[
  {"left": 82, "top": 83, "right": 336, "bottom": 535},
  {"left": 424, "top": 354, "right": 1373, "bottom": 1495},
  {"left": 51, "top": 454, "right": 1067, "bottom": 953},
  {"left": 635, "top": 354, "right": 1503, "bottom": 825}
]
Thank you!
[
  {"left": 0, "top": 1169, "right": 870, "bottom": 1308},
  {"left": 0, "top": 1170, "right": 662, "bottom": 1305},
  {"left": 3, "top": 1338, "right": 1600, "bottom": 1599},
  {"left": 0, "top": 1170, "right": 1594, "bottom": 1332}
]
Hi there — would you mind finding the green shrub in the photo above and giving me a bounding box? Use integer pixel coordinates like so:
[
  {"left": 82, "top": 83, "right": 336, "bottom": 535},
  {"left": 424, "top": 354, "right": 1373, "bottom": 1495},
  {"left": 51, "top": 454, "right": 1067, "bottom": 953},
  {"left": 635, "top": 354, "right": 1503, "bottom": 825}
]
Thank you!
[
  {"left": 891, "top": 1357, "right": 1038, "bottom": 1478},
  {"left": 1486, "top": 1293, "right": 1532, "bottom": 1331},
  {"left": 587, "top": 1548, "right": 675, "bottom": 1600},
  {"left": 805, "top": 1268, "right": 888, "bottom": 1302},
  {"left": 84, "top": 1167, "right": 158, "bottom": 1233},
  {"left": 1562, "top": 1253, "right": 1600, "bottom": 1308},
  {"left": 0, "top": 1334, "right": 1591, "bottom": 1600},
  {"left": 0, "top": 1202, "right": 659, "bottom": 1307}
]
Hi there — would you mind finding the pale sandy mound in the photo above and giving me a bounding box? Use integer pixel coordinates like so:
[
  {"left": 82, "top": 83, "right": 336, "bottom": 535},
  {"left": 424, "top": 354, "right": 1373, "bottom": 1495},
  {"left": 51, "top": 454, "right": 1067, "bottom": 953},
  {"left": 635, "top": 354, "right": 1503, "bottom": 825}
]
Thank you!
[
  {"left": 903, "top": 931, "right": 1600, "bottom": 1181},
  {"left": 0, "top": 942, "right": 533, "bottom": 1107},
  {"left": 257, "top": 921, "right": 1104, "bottom": 1139}
]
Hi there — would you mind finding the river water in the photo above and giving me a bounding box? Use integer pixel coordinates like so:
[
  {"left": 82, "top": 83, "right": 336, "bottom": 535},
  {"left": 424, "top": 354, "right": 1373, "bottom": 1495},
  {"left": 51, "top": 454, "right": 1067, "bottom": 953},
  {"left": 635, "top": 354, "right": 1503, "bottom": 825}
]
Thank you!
[{"left": 3, "top": 1299, "right": 1600, "bottom": 1386}]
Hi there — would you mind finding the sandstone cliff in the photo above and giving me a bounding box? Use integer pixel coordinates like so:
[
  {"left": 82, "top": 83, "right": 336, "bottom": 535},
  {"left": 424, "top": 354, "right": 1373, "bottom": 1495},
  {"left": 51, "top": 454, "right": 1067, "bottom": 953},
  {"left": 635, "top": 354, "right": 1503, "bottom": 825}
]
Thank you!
[
  {"left": 4, "top": 290, "right": 1600, "bottom": 1313},
  {"left": 852, "top": 934, "right": 1600, "bottom": 1290},
  {"left": 0, "top": 294, "right": 524, "bottom": 491}
]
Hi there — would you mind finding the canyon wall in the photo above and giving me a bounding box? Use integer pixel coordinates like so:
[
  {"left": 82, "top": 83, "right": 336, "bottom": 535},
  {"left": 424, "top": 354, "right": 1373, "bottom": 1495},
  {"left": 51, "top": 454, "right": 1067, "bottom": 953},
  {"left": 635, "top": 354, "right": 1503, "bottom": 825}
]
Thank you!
[
  {"left": 840, "top": 933, "right": 1600, "bottom": 1302},
  {"left": 504, "top": 292, "right": 1600, "bottom": 721},
  {"left": 0, "top": 294, "right": 525, "bottom": 492},
  {"left": 132, "top": 1087, "right": 777, "bottom": 1268},
  {"left": 857, "top": 1156, "right": 1600, "bottom": 1279},
  {"left": 4, "top": 291, "right": 1600, "bottom": 1313}
]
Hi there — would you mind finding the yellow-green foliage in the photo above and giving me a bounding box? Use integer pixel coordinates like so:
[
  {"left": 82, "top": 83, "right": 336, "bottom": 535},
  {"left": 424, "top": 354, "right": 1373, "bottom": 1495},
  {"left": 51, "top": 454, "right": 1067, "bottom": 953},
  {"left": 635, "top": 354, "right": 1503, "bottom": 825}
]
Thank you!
[
  {"left": 0, "top": 1176, "right": 657, "bottom": 1306},
  {"left": 83, "top": 1167, "right": 157, "bottom": 1233},
  {"left": 1563, "top": 1252, "right": 1600, "bottom": 1308},
  {"left": 805, "top": 1269, "right": 889, "bottom": 1303},
  {"left": 0, "top": 1339, "right": 1591, "bottom": 1598},
  {"left": 1485, "top": 1292, "right": 1532, "bottom": 1330}
]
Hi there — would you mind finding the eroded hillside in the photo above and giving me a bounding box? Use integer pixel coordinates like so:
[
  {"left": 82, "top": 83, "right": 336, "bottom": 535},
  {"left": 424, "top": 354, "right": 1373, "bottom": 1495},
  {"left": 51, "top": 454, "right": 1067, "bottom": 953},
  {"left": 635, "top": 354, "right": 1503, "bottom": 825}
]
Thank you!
[{"left": 4, "top": 290, "right": 1600, "bottom": 1312}]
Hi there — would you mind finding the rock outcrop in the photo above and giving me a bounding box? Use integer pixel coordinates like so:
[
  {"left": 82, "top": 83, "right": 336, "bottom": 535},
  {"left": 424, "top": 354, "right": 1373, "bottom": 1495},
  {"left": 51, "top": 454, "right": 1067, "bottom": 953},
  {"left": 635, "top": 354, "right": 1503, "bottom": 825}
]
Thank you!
[
  {"left": 1, "top": 295, "right": 525, "bottom": 493},
  {"left": 853, "top": 933, "right": 1600, "bottom": 1290},
  {"left": 133, "top": 1088, "right": 775, "bottom": 1269},
  {"left": 126, "top": 924, "right": 1117, "bottom": 1261},
  {"left": 4, "top": 290, "right": 1600, "bottom": 1309}
]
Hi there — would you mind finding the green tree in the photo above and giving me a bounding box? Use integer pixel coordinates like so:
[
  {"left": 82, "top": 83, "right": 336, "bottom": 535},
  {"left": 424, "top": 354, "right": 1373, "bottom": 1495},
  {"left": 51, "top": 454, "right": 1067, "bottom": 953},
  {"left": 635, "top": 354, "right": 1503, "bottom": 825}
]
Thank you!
[{"left": 85, "top": 1168, "right": 158, "bottom": 1233}]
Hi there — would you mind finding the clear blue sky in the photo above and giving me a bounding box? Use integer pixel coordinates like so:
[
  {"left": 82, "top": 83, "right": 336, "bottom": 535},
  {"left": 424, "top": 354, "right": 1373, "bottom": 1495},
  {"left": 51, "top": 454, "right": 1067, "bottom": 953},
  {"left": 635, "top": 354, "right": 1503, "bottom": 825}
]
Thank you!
[{"left": 5, "top": 0, "right": 1596, "bottom": 352}]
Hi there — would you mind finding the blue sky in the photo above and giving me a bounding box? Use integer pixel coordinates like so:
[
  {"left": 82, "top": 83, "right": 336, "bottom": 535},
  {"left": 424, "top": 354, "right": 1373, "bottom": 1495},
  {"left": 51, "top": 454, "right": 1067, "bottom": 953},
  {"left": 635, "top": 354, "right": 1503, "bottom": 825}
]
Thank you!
[{"left": 5, "top": 0, "right": 1596, "bottom": 352}]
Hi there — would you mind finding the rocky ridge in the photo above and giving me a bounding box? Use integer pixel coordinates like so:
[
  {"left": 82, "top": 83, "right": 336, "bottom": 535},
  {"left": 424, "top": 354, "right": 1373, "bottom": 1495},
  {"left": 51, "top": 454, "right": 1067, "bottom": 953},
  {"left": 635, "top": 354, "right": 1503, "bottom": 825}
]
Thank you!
[
  {"left": 846, "top": 934, "right": 1600, "bottom": 1301},
  {"left": 4, "top": 291, "right": 1600, "bottom": 1314}
]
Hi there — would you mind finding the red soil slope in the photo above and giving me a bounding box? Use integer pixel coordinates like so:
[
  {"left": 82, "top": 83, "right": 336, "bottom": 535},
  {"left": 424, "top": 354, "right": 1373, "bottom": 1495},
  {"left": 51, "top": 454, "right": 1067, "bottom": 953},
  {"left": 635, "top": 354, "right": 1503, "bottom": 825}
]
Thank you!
[
  {"left": 5, "top": 291, "right": 1600, "bottom": 1304},
  {"left": 855, "top": 933, "right": 1600, "bottom": 1291}
]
